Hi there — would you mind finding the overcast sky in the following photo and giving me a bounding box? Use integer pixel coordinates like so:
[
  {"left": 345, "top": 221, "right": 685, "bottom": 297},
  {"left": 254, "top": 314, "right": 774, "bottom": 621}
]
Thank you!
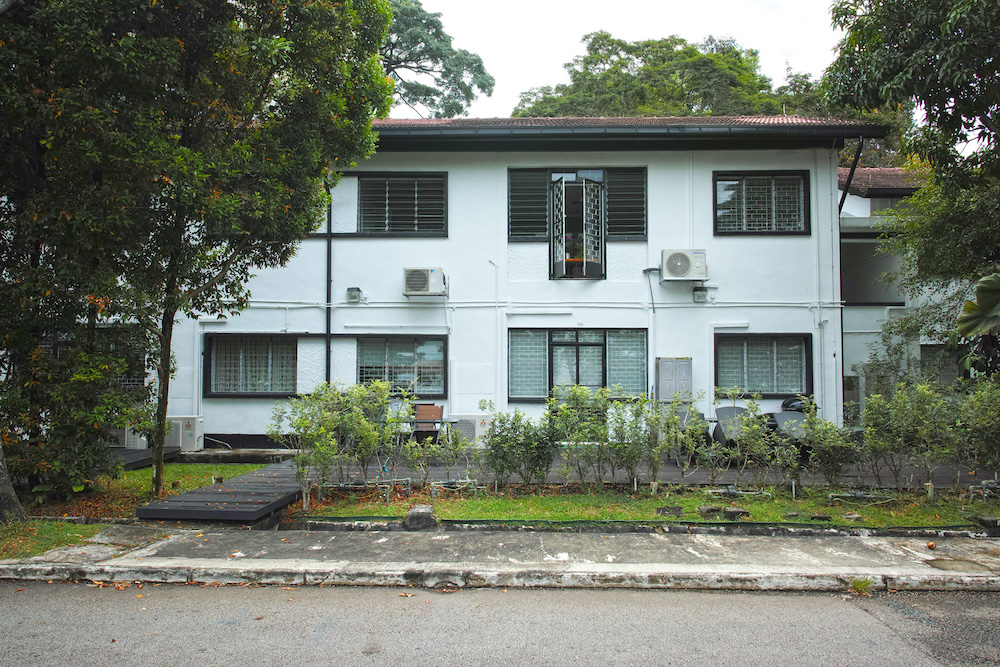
[{"left": 395, "top": 0, "right": 845, "bottom": 118}]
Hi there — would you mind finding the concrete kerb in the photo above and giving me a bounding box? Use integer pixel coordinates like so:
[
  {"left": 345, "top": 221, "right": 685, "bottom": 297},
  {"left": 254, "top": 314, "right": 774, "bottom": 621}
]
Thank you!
[{"left": 4, "top": 559, "right": 1000, "bottom": 591}]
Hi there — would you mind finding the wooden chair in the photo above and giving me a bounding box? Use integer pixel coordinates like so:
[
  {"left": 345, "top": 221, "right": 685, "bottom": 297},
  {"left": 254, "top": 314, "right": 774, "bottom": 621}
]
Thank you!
[{"left": 411, "top": 403, "right": 444, "bottom": 444}]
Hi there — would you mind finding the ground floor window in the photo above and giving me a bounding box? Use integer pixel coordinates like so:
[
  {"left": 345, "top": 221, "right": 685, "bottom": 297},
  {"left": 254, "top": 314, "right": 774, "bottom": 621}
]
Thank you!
[
  {"left": 509, "top": 329, "right": 646, "bottom": 400},
  {"left": 357, "top": 337, "right": 446, "bottom": 396},
  {"left": 207, "top": 335, "right": 297, "bottom": 395},
  {"left": 715, "top": 333, "right": 811, "bottom": 397}
]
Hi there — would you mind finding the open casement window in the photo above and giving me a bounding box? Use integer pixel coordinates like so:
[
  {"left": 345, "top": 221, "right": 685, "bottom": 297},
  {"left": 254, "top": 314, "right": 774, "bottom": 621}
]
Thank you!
[{"left": 551, "top": 170, "right": 605, "bottom": 279}]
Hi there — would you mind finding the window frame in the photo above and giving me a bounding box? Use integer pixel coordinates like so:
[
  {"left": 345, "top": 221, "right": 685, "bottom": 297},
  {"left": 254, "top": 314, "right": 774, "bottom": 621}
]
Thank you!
[
  {"left": 713, "top": 332, "right": 813, "bottom": 399},
  {"left": 337, "top": 171, "right": 448, "bottom": 238},
  {"left": 508, "top": 328, "right": 647, "bottom": 402},
  {"left": 712, "top": 170, "right": 811, "bottom": 236},
  {"left": 507, "top": 167, "right": 648, "bottom": 243},
  {"left": 355, "top": 334, "right": 448, "bottom": 399},
  {"left": 203, "top": 333, "right": 299, "bottom": 398}
]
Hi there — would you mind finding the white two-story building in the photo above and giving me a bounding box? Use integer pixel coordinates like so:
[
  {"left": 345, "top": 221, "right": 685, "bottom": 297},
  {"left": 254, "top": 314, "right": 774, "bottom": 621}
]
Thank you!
[{"left": 162, "top": 116, "right": 889, "bottom": 449}]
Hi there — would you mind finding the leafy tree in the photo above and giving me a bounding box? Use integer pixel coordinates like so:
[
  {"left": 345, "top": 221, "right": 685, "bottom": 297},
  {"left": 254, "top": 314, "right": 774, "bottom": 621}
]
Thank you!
[
  {"left": 382, "top": 0, "right": 494, "bottom": 117},
  {"left": 1, "top": 0, "right": 394, "bottom": 499},
  {"left": 514, "top": 32, "right": 777, "bottom": 118},
  {"left": 827, "top": 0, "right": 1000, "bottom": 370}
]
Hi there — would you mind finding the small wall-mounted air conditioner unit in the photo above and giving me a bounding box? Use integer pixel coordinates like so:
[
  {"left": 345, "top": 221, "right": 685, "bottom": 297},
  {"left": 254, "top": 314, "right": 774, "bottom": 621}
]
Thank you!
[
  {"left": 165, "top": 416, "right": 205, "bottom": 452},
  {"left": 403, "top": 267, "right": 448, "bottom": 296},
  {"left": 660, "top": 249, "right": 708, "bottom": 281},
  {"left": 108, "top": 427, "right": 148, "bottom": 450}
]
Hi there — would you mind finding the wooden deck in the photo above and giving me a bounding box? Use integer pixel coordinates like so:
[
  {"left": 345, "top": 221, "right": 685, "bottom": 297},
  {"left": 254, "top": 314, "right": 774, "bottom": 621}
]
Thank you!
[
  {"left": 111, "top": 447, "right": 182, "bottom": 471},
  {"left": 136, "top": 460, "right": 301, "bottom": 522}
]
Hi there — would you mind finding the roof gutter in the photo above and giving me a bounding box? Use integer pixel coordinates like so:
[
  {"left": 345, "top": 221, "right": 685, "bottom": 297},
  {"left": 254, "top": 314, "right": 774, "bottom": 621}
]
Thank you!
[{"left": 838, "top": 136, "right": 864, "bottom": 214}]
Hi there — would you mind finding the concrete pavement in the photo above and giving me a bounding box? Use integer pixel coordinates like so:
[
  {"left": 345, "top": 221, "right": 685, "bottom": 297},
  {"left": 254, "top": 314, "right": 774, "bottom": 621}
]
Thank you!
[{"left": 2, "top": 521, "right": 1000, "bottom": 592}]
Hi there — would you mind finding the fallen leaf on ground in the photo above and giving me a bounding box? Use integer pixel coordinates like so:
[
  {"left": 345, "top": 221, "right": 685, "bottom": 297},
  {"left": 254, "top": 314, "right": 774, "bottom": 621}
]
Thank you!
[
  {"left": 399, "top": 593, "right": 413, "bottom": 597},
  {"left": 254, "top": 616, "right": 265, "bottom": 621}
]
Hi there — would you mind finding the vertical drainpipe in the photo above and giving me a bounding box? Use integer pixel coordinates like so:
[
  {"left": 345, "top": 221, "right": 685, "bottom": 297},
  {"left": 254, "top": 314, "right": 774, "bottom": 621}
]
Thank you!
[
  {"left": 325, "top": 187, "right": 332, "bottom": 384},
  {"left": 837, "top": 137, "right": 864, "bottom": 424}
]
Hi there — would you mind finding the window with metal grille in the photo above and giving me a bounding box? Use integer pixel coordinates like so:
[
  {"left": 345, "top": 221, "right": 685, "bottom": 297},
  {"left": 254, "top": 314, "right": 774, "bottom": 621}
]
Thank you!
[
  {"left": 714, "top": 171, "right": 809, "bottom": 234},
  {"left": 508, "top": 329, "right": 646, "bottom": 400},
  {"left": 209, "top": 336, "right": 297, "bottom": 395},
  {"left": 357, "top": 337, "right": 445, "bottom": 396},
  {"left": 507, "top": 167, "right": 647, "bottom": 240},
  {"left": 715, "top": 334, "right": 811, "bottom": 396},
  {"left": 357, "top": 173, "right": 447, "bottom": 235}
]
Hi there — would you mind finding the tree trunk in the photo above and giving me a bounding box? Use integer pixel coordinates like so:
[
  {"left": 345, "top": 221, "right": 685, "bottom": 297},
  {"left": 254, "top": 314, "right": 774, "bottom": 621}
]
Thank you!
[
  {"left": 0, "top": 447, "right": 27, "bottom": 524},
  {"left": 151, "top": 308, "right": 176, "bottom": 498}
]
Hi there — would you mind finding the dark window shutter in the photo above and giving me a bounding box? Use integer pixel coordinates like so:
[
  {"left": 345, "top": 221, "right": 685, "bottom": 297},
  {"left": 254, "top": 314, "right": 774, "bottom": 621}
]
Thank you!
[
  {"left": 508, "top": 170, "right": 548, "bottom": 239},
  {"left": 606, "top": 168, "right": 646, "bottom": 238},
  {"left": 359, "top": 175, "right": 445, "bottom": 233}
]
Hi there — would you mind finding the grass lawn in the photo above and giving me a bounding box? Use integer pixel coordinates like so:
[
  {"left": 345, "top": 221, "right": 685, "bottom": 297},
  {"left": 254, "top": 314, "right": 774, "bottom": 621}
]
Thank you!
[
  {"left": 25, "top": 463, "right": 266, "bottom": 519},
  {"left": 304, "top": 485, "right": 1000, "bottom": 529},
  {"left": 0, "top": 521, "right": 106, "bottom": 560}
]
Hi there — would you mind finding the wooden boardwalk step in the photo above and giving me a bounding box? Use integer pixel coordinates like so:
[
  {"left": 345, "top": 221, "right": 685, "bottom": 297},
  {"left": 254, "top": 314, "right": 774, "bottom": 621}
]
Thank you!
[{"left": 137, "top": 460, "right": 300, "bottom": 522}]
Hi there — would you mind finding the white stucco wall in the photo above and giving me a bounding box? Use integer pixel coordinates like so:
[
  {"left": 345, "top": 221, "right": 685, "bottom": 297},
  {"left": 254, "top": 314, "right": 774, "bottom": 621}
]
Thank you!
[{"left": 167, "top": 145, "right": 848, "bottom": 437}]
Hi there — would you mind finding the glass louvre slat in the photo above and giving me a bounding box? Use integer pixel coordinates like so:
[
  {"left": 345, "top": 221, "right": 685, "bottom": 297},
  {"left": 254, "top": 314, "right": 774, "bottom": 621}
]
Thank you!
[
  {"left": 415, "top": 340, "right": 445, "bottom": 394},
  {"left": 607, "top": 330, "right": 646, "bottom": 395},
  {"left": 509, "top": 330, "right": 548, "bottom": 398},
  {"left": 577, "top": 347, "right": 604, "bottom": 388},
  {"left": 716, "top": 336, "right": 806, "bottom": 394},
  {"left": 552, "top": 346, "right": 577, "bottom": 386},
  {"left": 745, "top": 338, "right": 775, "bottom": 393},
  {"left": 716, "top": 338, "right": 745, "bottom": 389}
]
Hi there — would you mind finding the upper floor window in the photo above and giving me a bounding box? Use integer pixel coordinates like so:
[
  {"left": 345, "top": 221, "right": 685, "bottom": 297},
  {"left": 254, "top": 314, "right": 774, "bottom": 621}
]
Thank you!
[
  {"left": 714, "top": 171, "right": 809, "bottom": 235},
  {"left": 357, "top": 173, "right": 447, "bottom": 235},
  {"left": 508, "top": 167, "right": 647, "bottom": 280},
  {"left": 206, "top": 335, "right": 297, "bottom": 396}
]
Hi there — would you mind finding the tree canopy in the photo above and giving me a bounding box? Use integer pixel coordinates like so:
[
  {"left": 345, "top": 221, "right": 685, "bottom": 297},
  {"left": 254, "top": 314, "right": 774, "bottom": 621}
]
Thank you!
[
  {"left": 382, "top": 0, "right": 494, "bottom": 117},
  {"left": 827, "top": 0, "right": 1000, "bottom": 374},
  {"left": 513, "top": 32, "right": 777, "bottom": 118},
  {"left": 0, "top": 0, "right": 394, "bottom": 503}
]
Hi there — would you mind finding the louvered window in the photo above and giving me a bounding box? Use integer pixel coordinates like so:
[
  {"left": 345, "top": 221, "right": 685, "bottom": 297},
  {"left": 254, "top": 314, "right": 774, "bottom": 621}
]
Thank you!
[
  {"left": 358, "top": 174, "right": 446, "bottom": 235},
  {"left": 714, "top": 171, "right": 809, "bottom": 234},
  {"left": 509, "top": 329, "right": 646, "bottom": 400},
  {"left": 715, "top": 334, "right": 811, "bottom": 396},
  {"left": 507, "top": 167, "right": 646, "bottom": 240}
]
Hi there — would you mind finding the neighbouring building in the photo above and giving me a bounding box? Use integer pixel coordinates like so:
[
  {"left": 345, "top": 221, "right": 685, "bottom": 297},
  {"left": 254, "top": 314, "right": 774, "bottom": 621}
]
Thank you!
[{"left": 155, "top": 116, "right": 891, "bottom": 450}]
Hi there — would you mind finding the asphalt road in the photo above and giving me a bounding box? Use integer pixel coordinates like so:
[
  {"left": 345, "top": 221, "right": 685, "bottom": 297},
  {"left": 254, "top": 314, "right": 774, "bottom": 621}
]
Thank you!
[{"left": 2, "top": 582, "right": 998, "bottom": 666}]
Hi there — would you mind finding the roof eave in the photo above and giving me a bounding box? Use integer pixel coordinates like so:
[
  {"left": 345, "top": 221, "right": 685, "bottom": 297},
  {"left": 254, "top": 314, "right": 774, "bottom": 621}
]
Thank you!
[{"left": 373, "top": 123, "right": 891, "bottom": 152}]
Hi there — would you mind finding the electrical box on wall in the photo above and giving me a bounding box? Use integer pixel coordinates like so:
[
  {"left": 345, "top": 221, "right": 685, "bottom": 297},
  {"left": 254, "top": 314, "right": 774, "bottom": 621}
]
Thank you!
[
  {"left": 656, "top": 357, "right": 693, "bottom": 402},
  {"left": 660, "top": 249, "right": 708, "bottom": 281}
]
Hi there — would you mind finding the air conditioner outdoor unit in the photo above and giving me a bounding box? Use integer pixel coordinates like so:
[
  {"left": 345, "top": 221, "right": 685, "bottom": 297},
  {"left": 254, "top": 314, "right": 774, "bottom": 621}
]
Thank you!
[
  {"left": 165, "top": 416, "right": 205, "bottom": 452},
  {"left": 108, "top": 427, "right": 148, "bottom": 450},
  {"left": 448, "top": 414, "right": 491, "bottom": 446},
  {"left": 660, "top": 249, "right": 708, "bottom": 281},
  {"left": 403, "top": 267, "right": 448, "bottom": 296}
]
